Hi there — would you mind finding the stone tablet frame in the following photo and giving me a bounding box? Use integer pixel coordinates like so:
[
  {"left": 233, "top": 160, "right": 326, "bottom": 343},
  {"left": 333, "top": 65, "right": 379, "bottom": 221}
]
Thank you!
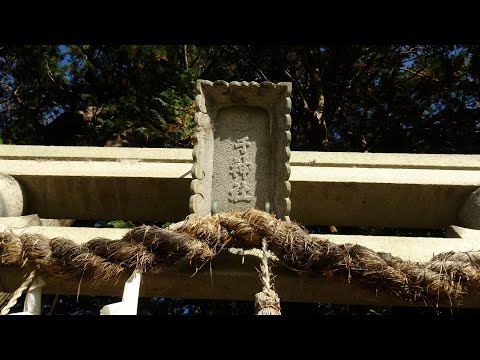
[{"left": 189, "top": 80, "right": 292, "bottom": 220}]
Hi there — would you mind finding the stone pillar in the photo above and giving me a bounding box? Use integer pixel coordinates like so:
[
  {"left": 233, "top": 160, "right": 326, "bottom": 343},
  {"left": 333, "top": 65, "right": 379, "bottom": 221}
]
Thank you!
[
  {"left": 190, "top": 80, "right": 292, "bottom": 220},
  {"left": 0, "top": 174, "right": 24, "bottom": 217},
  {"left": 458, "top": 188, "right": 480, "bottom": 229}
]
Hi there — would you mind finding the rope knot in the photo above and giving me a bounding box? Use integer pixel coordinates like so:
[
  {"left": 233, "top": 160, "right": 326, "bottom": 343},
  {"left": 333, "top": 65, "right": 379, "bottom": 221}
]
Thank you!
[
  {"left": 255, "top": 289, "right": 281, "bottom": 315},
  {"left": 255, "top": 238, "right": 281, "bottom": 315}
]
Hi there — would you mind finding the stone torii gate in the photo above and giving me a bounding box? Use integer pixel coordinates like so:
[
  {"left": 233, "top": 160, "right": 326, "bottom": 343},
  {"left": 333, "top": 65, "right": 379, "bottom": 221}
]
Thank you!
[{"left": 1, "top": 79, "right": 480, "bottom": 314}]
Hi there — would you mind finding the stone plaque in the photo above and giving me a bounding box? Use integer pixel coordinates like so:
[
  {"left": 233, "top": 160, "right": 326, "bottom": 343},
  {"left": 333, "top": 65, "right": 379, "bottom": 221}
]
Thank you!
[{"left": 189, "top": 80, "right": 292, "bottom": 220}]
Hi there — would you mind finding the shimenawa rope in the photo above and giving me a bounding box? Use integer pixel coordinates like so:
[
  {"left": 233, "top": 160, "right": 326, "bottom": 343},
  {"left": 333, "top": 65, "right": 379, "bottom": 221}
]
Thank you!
[{"left": 1, "top": 209, "right": 480, "bottom": 306}]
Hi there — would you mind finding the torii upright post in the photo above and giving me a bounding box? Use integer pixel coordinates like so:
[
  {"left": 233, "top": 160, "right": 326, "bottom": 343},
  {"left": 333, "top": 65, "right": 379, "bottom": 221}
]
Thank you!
[{"left": 189, "top": 80, "right": 292, "bottom": 220}]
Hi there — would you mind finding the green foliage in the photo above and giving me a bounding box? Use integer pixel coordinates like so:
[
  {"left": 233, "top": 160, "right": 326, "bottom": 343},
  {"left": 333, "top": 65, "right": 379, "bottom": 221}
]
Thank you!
[
  {"left": 2, "top": 44, "right": 478, "bottom": 153},
  {"left": 1, "top": 45, "right": 200, "bottom": 147},
  {"left": 0, "top": 45, "right": 69, "bottom": 144},
  {"left": 106, "top": 220, "right": 135, "bottom": 229},
  {"left": 149, "top": 88, "right": 196, "bottom": 147}
]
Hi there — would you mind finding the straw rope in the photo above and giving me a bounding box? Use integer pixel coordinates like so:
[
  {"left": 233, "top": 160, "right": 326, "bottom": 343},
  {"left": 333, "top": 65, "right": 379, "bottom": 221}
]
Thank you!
[{"left": 1, "top": 209, "right": 479, "bottom": 306}]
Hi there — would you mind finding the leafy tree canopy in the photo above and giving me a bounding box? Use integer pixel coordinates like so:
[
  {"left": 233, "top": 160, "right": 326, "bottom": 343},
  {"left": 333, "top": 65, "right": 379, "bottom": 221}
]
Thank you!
[{"left": 1, "top": 45, "right": 479, "bottom": 153}]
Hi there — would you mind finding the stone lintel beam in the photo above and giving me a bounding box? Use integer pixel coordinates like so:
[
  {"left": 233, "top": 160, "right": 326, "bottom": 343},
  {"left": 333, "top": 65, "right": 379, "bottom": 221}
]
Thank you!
[{"left": 1, "top": 146, "right": 480, "bottom": 228}]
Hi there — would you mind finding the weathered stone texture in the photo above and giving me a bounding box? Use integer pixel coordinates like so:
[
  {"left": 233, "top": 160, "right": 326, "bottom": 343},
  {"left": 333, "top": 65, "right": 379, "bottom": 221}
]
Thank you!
[
  {"left": 190, "top": 80, "right": 292, "bottom": 219},
  {"left": 0, "top": 173, "right": 23, "bottom": 216}
]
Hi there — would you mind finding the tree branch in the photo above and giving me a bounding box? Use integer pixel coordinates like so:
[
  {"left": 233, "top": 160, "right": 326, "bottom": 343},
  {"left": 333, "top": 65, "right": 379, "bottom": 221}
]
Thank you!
[
  {"left": 314, "top": 94, "right": 325, "bottom": 119},
  {"left": 13, "top": 87, "right": 22, "bottom": 104},
  {"left": 190, "top": 53, "right": 200, "bottom": 68},
  {"left": 301, "top": 48, "right": 318, "bottom": 81},
  {"left": 242, "top": 59, "right": 270, "bottom": 82},
  {"left": 183, "top": 45, "right": 189, "bottom": 70},
  {"left": 251, "top": 61, "right": 270, "bottom": 82},
  {"left": 51, "top": 100, "right": 69, "bottom": 111},
  {"left": 399, "top": 67, "right": 440, "bottom": 82},
  {"left": 198, "top": 57, "right": 216, "bottom": 79},
  {"left": 284, "top": 69, "right": 311, "bottom": 113},
  {"left": 45, "top": 62, "right": 68, "bottom": 91}
]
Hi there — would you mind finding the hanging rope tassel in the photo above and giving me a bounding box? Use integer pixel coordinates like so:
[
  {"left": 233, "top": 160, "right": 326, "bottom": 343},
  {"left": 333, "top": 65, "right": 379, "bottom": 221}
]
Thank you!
[
  {"left": 255, "top": 238, "right": 281, "bottom": 315},
  {"left": 0, "top": 270, "right": 36, "bottom": 315}
]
